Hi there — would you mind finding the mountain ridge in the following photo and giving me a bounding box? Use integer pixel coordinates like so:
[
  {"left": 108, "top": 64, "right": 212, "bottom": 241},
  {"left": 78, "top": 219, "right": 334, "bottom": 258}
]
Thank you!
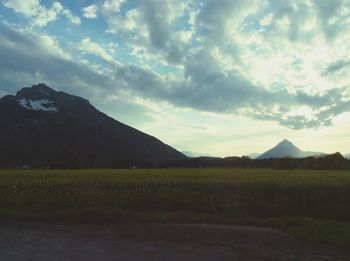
[{"left": 0, "top": 84, "right": 186, "bottom": 167}]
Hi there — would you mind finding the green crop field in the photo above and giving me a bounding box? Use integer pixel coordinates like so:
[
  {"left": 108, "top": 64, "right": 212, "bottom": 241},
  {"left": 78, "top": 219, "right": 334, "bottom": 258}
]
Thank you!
[{"left": 1, "top": 168, "right": 350, "bottom": 250}]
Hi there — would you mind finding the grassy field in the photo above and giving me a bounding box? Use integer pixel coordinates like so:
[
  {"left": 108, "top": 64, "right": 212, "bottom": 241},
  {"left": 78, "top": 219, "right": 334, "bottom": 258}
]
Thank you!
[{"left": 0, "top": 168, "right": 350, "bottom": 250}]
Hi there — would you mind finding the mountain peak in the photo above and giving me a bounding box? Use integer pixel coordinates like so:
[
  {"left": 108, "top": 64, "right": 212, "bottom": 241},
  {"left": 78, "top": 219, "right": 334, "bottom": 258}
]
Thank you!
[
  {"left": 14, "top": 84, "right": 59, "bottom": 112},
  {"left": 32, "top": 83, "right": 55, "bottom": 93},
  {"left": 257, "top": 139, "right": 323, "bottom": 159},
  {"left": 257, "top": 139, "right": 302, "bottom": 159},
  {"left": 278, "top": 139, "right": 293, "bottom": 145},
  {"left": 16, "top": 83, "right": 56, "bottom": 100},
  {"left": 11, "top": 83, "right": 92, "bottom": 113}
]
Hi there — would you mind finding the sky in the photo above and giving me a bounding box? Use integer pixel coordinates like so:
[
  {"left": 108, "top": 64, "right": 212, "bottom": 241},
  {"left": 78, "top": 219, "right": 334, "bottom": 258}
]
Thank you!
[{"left": 0, "top": 0, "right": 350, "bottom": 157}]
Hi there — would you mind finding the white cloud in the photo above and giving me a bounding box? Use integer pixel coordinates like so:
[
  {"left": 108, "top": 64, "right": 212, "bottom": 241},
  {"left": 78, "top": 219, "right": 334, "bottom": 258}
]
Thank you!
[
  {"left": 107, "top": 42, "right": 118, "bottom": 53},
  {"left": 1, "top": 0, "right": 80, "bottom": 27},
  {"left": 260, "top": 13, "right": 273, "bottom": 26},
  {"left": 38, "top": 34, "right": 70, "bottom": 59},
  {"left": 62, "top": 9, "right": 81, "bottom": 25},
  {"left": 78, "top": 37, "right": 119, "bottom": 65},
  {"left": 31, "top": 1, "right": 63, "bottom": 27},
  {"left": 82, "top": 4, "right": 98, "bottom": 19},
  {"left": 1, "top": 0, "right": 39, "bottom": 16},
  {"left": 102, "top": 0, "right": 125, "bottom": 12}
]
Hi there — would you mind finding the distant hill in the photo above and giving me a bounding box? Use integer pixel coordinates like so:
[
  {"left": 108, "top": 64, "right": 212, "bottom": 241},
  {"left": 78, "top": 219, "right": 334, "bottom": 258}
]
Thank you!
[
  {"left": 247, "top": 153, "right": 260, "bottom": 159},
  {"left": 0, "top": 84, "right": 186, "bottom": 167},
  {"left": 345, "top": 153, "right": 350, "bottom": 159},
  {"left": 182, "top": 151, "right": 213, "bottom": 158},
  {"left": 257, "top": 139, "right": 323, "bottom": 159}
]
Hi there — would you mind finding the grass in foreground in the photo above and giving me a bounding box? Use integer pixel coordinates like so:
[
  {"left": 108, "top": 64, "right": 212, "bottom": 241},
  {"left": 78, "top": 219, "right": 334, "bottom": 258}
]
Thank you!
[{"left": 0, "top": 168, "right": 350, "bottom": 250}]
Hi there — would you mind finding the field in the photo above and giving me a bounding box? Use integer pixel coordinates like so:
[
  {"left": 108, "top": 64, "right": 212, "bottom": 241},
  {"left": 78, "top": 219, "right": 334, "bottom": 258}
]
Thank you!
[{"left": 1, "top": 168, "right": 350, "bottom": 250}]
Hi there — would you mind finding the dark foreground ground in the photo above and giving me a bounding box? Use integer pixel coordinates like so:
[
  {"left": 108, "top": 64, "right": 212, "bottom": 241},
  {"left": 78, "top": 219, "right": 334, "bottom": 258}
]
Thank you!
[{"left": 0, "top": 221, "right": 348, "bottom": 261}]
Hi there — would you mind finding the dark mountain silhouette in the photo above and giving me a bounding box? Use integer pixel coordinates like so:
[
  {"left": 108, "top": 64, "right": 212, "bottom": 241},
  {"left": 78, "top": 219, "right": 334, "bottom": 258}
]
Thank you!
[
  {"left": 0, "top": 84, "right": 185, "bottom": 167},
  {"left": 257, "top": 139, "right": 322, "bottom": 159}
]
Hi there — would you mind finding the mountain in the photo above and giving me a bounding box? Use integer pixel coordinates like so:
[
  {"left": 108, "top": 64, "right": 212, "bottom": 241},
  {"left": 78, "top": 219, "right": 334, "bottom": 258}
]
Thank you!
[
  {"left": 257, "top": 139, "right": 322, "bottom": 159},
  {"left": 181, "top": 151, "right": 213, "bottom": 157},
  {"left": 344, "top": 153, "right": 350, "bottom": 159},
  {"left": 0, "top": 84, "right": 185, "bottom": 167},
  {"left": 247, "top": 153, "right": 260, "bottom": 159}
]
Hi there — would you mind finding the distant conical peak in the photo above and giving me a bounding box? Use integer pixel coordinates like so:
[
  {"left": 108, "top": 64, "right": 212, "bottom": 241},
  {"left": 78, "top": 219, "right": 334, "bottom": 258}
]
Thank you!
[
  {"left": 257, "top": 139, "right": 305, "bottom": 159},
  {"left": 278, "top": 139, "right": 294, "bottom": 146}
]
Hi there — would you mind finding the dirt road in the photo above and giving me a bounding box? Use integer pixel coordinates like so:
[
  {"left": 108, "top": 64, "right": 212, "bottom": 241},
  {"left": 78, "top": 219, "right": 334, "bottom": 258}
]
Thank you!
[{"left": 0, "top": 221, "right": 348, "bottom": 260}]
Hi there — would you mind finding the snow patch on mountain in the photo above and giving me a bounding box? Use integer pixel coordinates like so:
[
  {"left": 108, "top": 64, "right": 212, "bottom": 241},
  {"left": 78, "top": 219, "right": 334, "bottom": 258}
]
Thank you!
[{"left": 17, "top": 99, "right": 58, "bottom": 112}]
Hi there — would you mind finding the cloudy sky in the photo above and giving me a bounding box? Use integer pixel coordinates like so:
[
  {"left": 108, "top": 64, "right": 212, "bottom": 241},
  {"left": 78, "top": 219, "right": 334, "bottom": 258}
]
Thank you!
[{"left": 0, "top": 0, "right": 350, "bottom": 156}]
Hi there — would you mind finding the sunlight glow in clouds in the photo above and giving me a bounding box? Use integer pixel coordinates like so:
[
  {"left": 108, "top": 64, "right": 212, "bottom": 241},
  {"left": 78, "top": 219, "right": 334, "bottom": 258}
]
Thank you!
[{"left": 0, "top": 0, "right": 349, "bottom": 156}]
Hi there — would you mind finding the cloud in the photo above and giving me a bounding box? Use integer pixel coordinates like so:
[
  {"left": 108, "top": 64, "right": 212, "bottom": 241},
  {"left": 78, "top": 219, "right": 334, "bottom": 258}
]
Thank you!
[
  {"left": 102, "top": 0, "right": 125, "bottom": 12},
  {"left": 323, "top": 59, "right": 350, "bottom": 75},
  {"left": 1, "top": 0, "right": 80, "bottom": 27},
  {"left": 62, "top": 9, "right": 81, "bottom": 25},
  {"left": 1, "top": 1, "right": 350, "bottom": 131},
  {"left": 81, "top": 0, "right": 125, "bottom": 20},
  {"left": 78, "top": 37, "right": 119, "bottom": 65},
  {"left": 0, "top": 23, "right": 114, "bottom": 97},
  {"left": 31, "top": 1, "right": 64, "bottom": 27},
  {"left": 92, "top": 0, "right": 190, "bottom": 65},
  {"left": 112, "top": 47, "right": 350, "bottom": 129},
  {"left": 1, "top": 0, "right": 39, "bottom": 16},
  {"left": 139, "top": 0, "right": 177, "bottom": 49},
  {"left": 82, "top": 4, "right": 98, "bottom": 19},
  {"left": 314, "top": 0, "right": 344, "bottom": 40}
]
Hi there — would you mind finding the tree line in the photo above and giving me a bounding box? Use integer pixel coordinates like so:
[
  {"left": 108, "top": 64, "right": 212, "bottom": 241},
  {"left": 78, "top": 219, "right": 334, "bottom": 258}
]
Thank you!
[
  {"left": 163, "top": 152, "right": 349, "bottom": 170},
  {"left": 5, "top": 152, "right": 349, "bottom": 169}
]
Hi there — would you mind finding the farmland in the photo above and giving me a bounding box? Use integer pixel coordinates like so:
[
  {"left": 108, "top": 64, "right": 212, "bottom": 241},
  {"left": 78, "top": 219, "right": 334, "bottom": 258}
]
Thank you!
[{"left": 0, "top": 168, "right": 350, "bottom": 249}]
